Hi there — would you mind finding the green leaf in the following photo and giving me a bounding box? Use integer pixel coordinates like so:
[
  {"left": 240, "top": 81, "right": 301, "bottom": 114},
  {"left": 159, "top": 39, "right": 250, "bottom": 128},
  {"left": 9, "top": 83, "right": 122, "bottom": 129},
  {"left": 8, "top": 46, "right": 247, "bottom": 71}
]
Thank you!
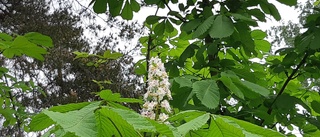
[
  {"left": 43, "top": 102, "right": 100, "bottom": 137},
  {"left": 98, "top": 90, "right": 121, "bottom": 101},
  {"left": 130, "top": 0, "right": 140, "bottom": 12},
  {"left": 192, "top": 79, "right": 220, "bottom": 109},
  {"left": 193, "top": 16, "right": 215, "bottom": 38},
  {"left": 208, "top": 115, "right": 244, "bottom": 137},
  {"left": 231, "top": 13, "right": 255, "bottom": 22},
  {"left": 146, "top": 16, "right": 160, "bottom": 24},
  {"left": 220, "top": 72, "right": 244, "bottom": 100},
  {"left": 209, "top": 15, "right": 234, "bottom": 38},
  {"left": 168, "top": 110, "right": 206, "bottom": 122},
  {"left": 154, "top": 21, "right": 166, "bottom": 36},
  {"left": 174, "top": 77, "right": 192, "bottom": 88},
  {"left": 177, "top": 113, "right": 210, "bottom": 136},
  {"left": 103, "top": 50, "right": 123, "bottom": 59},
  {"left": 310, "top": 29, "right": 320, "bottom": 50},
  {"left": 28, "top": 113, "right": 54, "bottom": 131},
  {"left": 49, "top": 102, "right": 92, "bottom": 113},
  {"left": 93, "top": 0, "right": 107, "bottom": 13},
  {"left": 276, "top": 0, "right": 297, "bottom": 6},
  {"left": 181, "top": 19, "right": 202, "bottom": 32},
  {"left": 241, "top": 80, "right": 270, "bottom": 97},
  {"left": 248, "top": 9, "right": 266, "bottom": 22},
  {"left": 110, "top": 107, "right": 156, "bottom": 132},
  {"left": 165, "top": 20, "right": 174, "bottom": 33},
  {"left": 0, "top": 108, "right": 16, "bottom": 126},
  {"left": 121, "top": 0, "right": 133, "bottom": 20},
  {"left": 260, "top": 2, "right": 281, "bottom": 21},
  {"left": 0, "top": 33, "right": 13, "bottom": 41},
  {"left": 24, "top": 32, "right": 53, "bottom": 47},
  {"left": 311, "top": 101, "right": 320, "bottom": 114},
  {"left": 108, "top": 0, "right": 123, "bottom": 16},
  {"left": 251, "top": 30, "right": 267, "bottom": 40},
  {"left": 254, "top": 40, "right": 271, "bottom": 52},
  {"left": 223, "top": 116, "right": 285, "bottom": 137},
  {"left": 95, "top": 107, "right": 140, "bottom": 137}
]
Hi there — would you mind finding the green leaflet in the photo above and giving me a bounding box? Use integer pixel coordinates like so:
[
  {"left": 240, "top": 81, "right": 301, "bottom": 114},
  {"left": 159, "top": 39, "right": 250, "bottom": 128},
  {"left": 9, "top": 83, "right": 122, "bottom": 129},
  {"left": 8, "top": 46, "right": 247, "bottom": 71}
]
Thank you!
[
  {"left": 93, "top": 0, "right": 107, "bottom": 13},
  {"left": 177, "top": 113, "right": 210, "bottom": 136},
  {"left": 24, "top": 32, "right": 53, "bottom": 47},
  {"left": 121, "top": 0, "right": 133, "bottom": 20},
  {"left": 209, "top": 15, "right": 234, "bottom": 38},
  {"left": 193, "top": 16, "right": 215, "bottom": 38},
  {"left": 192, "top": 79, "right": 220, "bottom": 109},
  {"left": 95, "top": 107, "right": 140, "bottom": 137},
  {"left": 276, "top": 0, "right": 297, "bottom": 6},
  {"left": 43, "top": 102, "right": 100, "bottom": 137}
]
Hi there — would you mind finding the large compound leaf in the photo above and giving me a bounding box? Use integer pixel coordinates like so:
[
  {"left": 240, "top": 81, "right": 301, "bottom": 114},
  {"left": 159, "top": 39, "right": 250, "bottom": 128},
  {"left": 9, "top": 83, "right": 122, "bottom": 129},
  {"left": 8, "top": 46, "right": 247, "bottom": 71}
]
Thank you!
[
  {"left": 209, "top": 15, "right": 234, "bottom": 38},
  {"left": 177, "top": 113, "right": 210, "bottom": 136},
  {"left": 193, "top": 16, "right": 215, "bottom": 38},
  {"left": 43, "top": 102, "right": 100, "bottom": 137},
  {"left": 192, "top": 79, "right": 220, "bottom": 109}
]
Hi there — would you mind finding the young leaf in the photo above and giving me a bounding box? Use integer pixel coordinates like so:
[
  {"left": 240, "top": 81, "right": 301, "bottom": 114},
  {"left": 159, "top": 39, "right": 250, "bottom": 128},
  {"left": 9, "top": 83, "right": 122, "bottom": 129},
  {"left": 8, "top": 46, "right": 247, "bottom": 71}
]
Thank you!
[
  {"left": 193, "top": 16, "right": 215, "bottom": 38},
  {"left": 192, "top": 79, "right": 220, "bottom": 109},
  {"left": 209, "top": 15, "right": 234, "bottom": 38},
  {"left": 177, "top": 113, "right": 210, "bottom": 136}
]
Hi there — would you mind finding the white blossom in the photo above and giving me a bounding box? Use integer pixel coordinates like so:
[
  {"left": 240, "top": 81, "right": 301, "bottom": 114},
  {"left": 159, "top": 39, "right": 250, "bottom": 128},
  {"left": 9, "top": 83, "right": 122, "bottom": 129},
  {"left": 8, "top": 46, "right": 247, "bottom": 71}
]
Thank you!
[{"left": 141, "top": 56, "right": 173, "bottom": 122}]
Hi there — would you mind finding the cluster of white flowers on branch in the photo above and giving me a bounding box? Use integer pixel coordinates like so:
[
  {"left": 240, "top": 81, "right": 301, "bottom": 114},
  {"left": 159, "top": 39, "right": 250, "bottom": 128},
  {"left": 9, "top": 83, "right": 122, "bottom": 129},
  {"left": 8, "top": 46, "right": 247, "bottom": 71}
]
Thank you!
[{"left": 141, "top": 57, "right": 172, "bottom": 123}]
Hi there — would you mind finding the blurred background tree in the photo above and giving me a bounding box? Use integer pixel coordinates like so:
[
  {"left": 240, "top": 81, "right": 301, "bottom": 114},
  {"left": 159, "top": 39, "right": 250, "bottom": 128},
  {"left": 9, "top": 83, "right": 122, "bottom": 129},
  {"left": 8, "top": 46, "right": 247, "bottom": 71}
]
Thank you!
[{"left": 0, "top": 0, "right": 144, "bottom": 135}]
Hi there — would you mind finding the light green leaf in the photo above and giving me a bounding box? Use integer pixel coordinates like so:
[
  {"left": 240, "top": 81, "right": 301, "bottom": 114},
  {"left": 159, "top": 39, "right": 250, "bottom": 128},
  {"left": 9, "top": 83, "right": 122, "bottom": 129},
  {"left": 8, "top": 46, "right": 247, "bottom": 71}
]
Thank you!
[
  {"left": 121, "top": 0, "right": 133, "bottom": 20},
  {"left": 103, "top": 50, "right": 123, "bottom": 59},
  {"left": 28, "top": 113, "right": 54, "bottom": 131},
  {"left": 254, "top": 40, "right": 271, "bottom": 52},
  {"left": 223, "top": 116, "right": 285, "bottom": 137},
  {"left": 49, "top": 102, "right": 92, "bottom": 113},
  {"left": 43, "top": 102, "right": 100, "bottom": 137},
  {"left": 209, "top": 15, "right": 234, "bottom": 38},
  {"left": 177, "top": 113, "right": 210, "bottom": 136},
  {"left": 193, "top": 16, "right": 215, "bottom": 38},
  {"left": 209, "top": 115, "right": 245, "bottom": 137},
  {"left": 110, "top": 107, "right": 156, "bottom": 132},
  {"left": 192, "top": 79, "right": 220, "bottom": 109},
  {"left": 231, "top": 13, "right": 255, "bottom": 22},
  {"left": 95, "top": 107, "right": 140, "bottom": 137},
  {"left": 0, "top": 33, "right": 13, "bottom": 41},
  {"left": 24, "top": 32, "right": 53, "bottom": 47},
  {"left": 251, "top": 30, "right": 267, "bottom": 40}
]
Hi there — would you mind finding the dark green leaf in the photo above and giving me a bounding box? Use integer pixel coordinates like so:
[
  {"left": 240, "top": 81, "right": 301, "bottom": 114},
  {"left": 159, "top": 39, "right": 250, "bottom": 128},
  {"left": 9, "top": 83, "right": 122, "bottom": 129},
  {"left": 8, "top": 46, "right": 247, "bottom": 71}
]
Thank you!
[
  {"left": 146, "top": 16, "right": 160, "bottom": 24},
  {"left": 121, "top": 0, "right": 133, "bottom": 20},
  {"left": 165, "top": 20, "right": 174, "bottom": 33},
  {"left": 154, "top": 21, "right": 166, "bottom": 35},
  {"left": 130, "top": 0, "right": 140, "bottom": 12},
  {"left": 93, "top": 0, "right": 107, "bottom": 13},
  {"left": 276, "top": 0, "right": 297, "bottom": 6},
  {"left": 181, "top": 18, "right": 201, "bottom": 32},
  {"left": 108, "top": 0, "right": 123, "bottom": 17},
  {"left": 193, "top": 16, "right": 215, "bottom": 38},
  {"left": 311, "top": 101, "right": 320, "bottom": 114}
]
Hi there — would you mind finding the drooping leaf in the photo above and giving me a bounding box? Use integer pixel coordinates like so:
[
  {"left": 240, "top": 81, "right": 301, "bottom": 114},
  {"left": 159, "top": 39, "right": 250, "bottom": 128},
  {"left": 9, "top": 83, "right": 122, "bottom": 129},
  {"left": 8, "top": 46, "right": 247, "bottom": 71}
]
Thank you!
[
  {"left": 220, "top": 72, "right": 244, "bottom": 100},
  {"left": 241, "top": 80, "right": 270, "bottom": 97},
  {"left": 192, "top": 80, "right": 220, "bottom": 109},
  {"left": 43, "top": 102, "right": 100, "bottom": 137},
  {"left": 193, "top": 16, "right": 215, "bottom": 38},
  {"left": 177, "top": 113, "right": 210, "bottom": 136},
  {"left": 121, "top": 0, "right": 133, "bottom": 20},
  {"left": 209, "top": 15, "right": 234, "bottom": 38}
]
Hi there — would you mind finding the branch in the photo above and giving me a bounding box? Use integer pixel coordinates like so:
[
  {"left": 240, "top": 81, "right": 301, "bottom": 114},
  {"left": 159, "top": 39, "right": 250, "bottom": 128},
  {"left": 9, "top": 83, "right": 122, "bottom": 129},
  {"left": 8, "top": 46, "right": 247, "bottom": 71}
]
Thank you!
[
  {"left": 260, "top": 52, "right": 308, "bottom": 126},
  {"left": 162, "top": 0, "right": 186, "bottom": 23}
]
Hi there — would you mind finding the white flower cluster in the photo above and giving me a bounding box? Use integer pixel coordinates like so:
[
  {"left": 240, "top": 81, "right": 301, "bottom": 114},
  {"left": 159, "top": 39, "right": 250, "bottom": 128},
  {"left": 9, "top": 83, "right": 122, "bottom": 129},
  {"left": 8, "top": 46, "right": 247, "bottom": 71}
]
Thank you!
[{"left": 141, "top": 57, "right": 172, "bottom": 123}]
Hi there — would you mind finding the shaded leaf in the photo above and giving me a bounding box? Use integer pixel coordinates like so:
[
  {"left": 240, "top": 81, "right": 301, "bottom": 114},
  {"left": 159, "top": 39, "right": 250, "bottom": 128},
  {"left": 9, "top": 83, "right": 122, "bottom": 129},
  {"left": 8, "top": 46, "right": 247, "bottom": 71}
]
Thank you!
[
  {"left": 193, "top": 16, "right": 215, "bottom": 38},
  {"left": 192, "top": 80, "right": 220, "bottom": 109},
  {"left": 209, "top": 15, "right": 234, "bottom": 38},
  {"left": 177, "top": 113, "right": 210, "bottom": 136}
]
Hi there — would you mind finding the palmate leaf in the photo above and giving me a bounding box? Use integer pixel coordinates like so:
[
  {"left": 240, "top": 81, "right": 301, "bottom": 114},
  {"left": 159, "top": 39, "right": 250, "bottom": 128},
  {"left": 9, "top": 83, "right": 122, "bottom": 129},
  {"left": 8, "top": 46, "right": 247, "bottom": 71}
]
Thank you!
[
  {"left": 177, "top": 113, "right": 210, "bottom": 136},
  {"left": 43, "top": 102, "right": 100, "bottom": 137},
  {"left": 192, "top": 79, "right": 220, "bottom": 109}
]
